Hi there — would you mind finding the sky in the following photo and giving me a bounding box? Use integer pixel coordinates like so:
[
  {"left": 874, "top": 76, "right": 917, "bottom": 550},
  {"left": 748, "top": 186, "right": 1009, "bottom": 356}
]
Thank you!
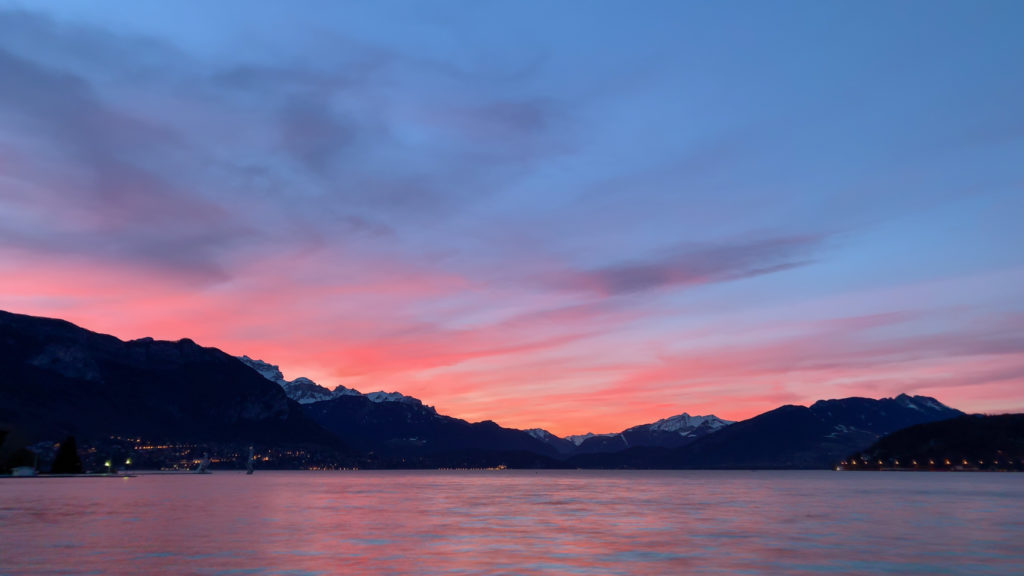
[{"left": 1, "top": 1, "right": 1023, "bottom": 436}]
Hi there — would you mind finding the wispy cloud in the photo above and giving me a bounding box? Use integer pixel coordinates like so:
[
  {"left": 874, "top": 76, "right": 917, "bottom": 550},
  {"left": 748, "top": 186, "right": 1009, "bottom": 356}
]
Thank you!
[
  {"left": 0, "top": 8, "right": 569, "bottom": 278},
  {"left": 545, "top": 235, "right": 822, "bottom": 296}
]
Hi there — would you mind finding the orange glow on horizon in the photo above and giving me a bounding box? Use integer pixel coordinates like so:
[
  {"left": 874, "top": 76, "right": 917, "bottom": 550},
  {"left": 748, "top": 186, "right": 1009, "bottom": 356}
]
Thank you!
[{"left": 3, "top": 249, "right": 1024, "bottom": 437}]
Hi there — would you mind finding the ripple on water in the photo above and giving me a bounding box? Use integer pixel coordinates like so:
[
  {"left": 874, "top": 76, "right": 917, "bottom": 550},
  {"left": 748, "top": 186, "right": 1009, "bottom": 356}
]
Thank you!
[{"left": 1, "top": 470, "right": 1023, "bottom": 575}]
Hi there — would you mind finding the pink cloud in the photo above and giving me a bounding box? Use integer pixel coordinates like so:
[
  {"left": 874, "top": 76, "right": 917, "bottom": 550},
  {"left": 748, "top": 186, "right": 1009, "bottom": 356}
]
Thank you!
[{"left": 5, "top": 244, "right": 1024, "bottom": 437}]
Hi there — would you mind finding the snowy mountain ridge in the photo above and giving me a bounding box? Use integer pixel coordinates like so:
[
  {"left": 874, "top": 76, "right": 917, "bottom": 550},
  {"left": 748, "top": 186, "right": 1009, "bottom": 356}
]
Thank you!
[
  {"left": 238, "top": 356, "right": 422, "bottom": 407},
  {"left": 543, "top": 412, "right": 737, "bottom": 454},
  {"left": 563, "top": 413, "right": 734, "bottom": 445},
  {"left": 564, "top": 432, "right": 617, "bottom": 446},
  {"left": 643, "top": 413, "right": 734, "bottom": 434}
]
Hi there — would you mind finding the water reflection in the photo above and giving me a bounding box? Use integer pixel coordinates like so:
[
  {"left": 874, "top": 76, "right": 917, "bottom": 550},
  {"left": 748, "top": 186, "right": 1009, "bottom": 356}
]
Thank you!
[{"left": 1, "top": 471, "right": 1021, "bottom": 575}]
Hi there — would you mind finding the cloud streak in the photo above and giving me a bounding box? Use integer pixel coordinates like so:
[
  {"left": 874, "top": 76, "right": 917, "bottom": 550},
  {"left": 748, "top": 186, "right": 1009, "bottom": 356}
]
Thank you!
[{"left": 546, "top": 236, "right": 822, "bottom": 296}]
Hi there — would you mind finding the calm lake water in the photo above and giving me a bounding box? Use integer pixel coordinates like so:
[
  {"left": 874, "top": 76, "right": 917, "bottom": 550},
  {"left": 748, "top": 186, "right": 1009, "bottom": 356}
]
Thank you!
[{"left": 1, "top": 470, "right": 1021, "bottom": 575}]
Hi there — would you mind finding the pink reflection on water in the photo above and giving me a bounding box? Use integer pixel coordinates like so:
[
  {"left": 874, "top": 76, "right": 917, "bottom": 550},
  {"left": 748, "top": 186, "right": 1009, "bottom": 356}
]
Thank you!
[{"left": 1, "top": 471, "right": 1022, "bottom": 575}]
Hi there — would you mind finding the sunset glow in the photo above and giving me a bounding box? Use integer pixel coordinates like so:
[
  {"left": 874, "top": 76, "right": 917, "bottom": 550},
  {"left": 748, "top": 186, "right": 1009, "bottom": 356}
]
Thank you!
[{"left": 2, "top": 2, "right": 1023, "bottom": 436}]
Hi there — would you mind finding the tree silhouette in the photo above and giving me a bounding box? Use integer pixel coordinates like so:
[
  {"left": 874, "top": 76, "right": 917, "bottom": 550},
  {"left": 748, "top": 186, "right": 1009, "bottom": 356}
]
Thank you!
[{"left": 51, "top": 436, "right": 84, "bottom": 474}]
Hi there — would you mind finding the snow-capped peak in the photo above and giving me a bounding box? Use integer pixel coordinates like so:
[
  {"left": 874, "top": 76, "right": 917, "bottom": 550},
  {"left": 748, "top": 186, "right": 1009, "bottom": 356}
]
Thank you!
[
  {"left": 647, "top": 413, "right": 733, "bottom": 434},
  {"left": 238, "top": 355, "right": 286, "bottom": 384},
  {"left": 366, "top": 391, "right": 421, "bottom": 405},
  {"left": 526, "top": 428, "right": 557, "bottom": 441},
  {"left": 238, "top": 356, "right": 439, "bottom": 411},
  {"left": 281, "top": 377, "right": 336, "bottom": 404},
  {"left": 564, "top": 432, "right": 616, "bottom": 446},
  {"left": 238, "top": 356, "right": 337, "bottom": 404},
  {"left": 566, "top": 413, "right": 735, "bottom": 445},
  {"left": 894, "top": 393, "right": 952, "bottom": 413},
  {"left": 331, "top": 385, "right": 363, "bottom": 397}
]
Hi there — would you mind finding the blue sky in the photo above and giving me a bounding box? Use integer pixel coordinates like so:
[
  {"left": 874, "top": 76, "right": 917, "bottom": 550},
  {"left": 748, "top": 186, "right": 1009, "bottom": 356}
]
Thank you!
[{"left": 1, "top": 1, "right": 1022, "bottom": 433}]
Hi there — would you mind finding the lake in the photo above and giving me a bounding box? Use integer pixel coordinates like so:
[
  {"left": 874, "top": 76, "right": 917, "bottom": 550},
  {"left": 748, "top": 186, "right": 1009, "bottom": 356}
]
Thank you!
[{"left": 1, "top": 471, "right": 1021, "bottom": 575}]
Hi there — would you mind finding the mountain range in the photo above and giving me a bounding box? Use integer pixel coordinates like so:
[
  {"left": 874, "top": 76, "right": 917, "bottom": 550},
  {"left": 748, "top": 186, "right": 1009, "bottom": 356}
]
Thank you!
[
  {"left": 559, "top": 413, "right": 734, "bottom": 454},
  {"left": 237, "top": 356, "right": 738, "bottom": 458},
  {"left": 567, "top": 394, "right": 964, "bottom": 469},
  {"left": 852, "top": 414, "right": 1024, "bottom": 470},
  {"left": 0, "top": 310, "right": 975, "bottom": 471},
  {"left": 238, "top": 356, "right": 425, "bottom": 407}
]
